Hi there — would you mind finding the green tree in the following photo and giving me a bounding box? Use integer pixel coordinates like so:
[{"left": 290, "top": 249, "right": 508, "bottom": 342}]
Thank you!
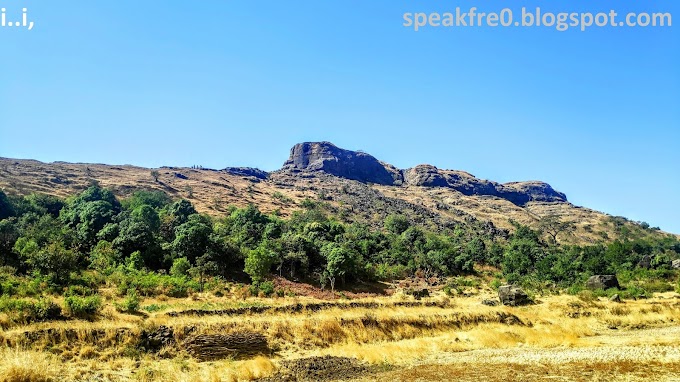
[
  {"left": 384, "top": 214, "right": 410, "bottom": 235},
  {"left": 244, "top": 245, "right": 278, "bottom": 284},
  {"left": 25, "top": 194, "right": 65, "bottom": 218},
  {"left": 0, "top": 190, "right": 15, "bottom": 220},
  {"left": 538, "top": 214, "right": 575, "bottom": 244},
  {"left": 323, "top": 244, "right": 353, "bottom": 291},
  {"left": 123, "top": 190, "right": 170, "bottom": 211},
  {"left": 0, "top": 218, "right": 20, "bottom": 267},
  {"left": 171, "top": 214, "right": 212, "bottom": 264},
  {"left": 20, "top": 241, "right": 79, "bottom": 285},
  {"left": 89, "top": 240, "right": 121, "bottom": 273},
  {"left": 170, "top": 257, "right": 191, "bottom": 277},
  {"left": 60, "top": 186, "right": 121, "bottom": 250}
]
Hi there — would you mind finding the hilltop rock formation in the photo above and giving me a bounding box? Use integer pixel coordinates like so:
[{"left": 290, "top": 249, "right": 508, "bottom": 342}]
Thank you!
[
  {"left": 223, "top": 167, "right": 269, "bottom": 180},
  {"left": 281, "top": 142, "right": 401, "bottom": 185},
  {"left": 280, "top": 142, "right": 567, "bottom": 206}
]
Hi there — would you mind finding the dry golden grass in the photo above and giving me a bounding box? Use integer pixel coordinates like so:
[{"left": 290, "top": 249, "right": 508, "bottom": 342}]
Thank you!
[
  {"left": 2, "top": 292, "right": 680, "bottom": 381},
  {"left": 0, "top": 348, "right": 58, "bottom": 382}
]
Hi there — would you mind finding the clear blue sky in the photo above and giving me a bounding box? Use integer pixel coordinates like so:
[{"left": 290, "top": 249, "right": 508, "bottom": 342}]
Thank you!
[{"left": 1, "top": 1, "right": 678, "bottom": 233}]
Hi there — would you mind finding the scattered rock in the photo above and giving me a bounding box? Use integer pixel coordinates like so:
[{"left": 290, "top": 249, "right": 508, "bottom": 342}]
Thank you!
[
  {"left": 139, "top": 325, "right": 175, "bottom": 352},
  {"left": 405, "top": 288, "right": 430, "bottom": 300},
  {"left": 482, "top": 299, "right": 499, "bottom": 306},
  {"left": 261, "top": 356, "right": 369, "bottom": 382},
  {"left": 498, "top": 285, "right": 530, "bottom": 306},
  {"left": 586, "top": 275, "right": 620, "bottom": 290}
]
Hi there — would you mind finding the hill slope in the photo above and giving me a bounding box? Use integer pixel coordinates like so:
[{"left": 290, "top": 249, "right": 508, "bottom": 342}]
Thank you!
[{"left": 0, "top": 142, "right": 673, "bottom": 243}]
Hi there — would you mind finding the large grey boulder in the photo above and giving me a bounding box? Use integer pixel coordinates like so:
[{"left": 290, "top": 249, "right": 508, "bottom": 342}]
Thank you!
[
  {"left": 586, "top": 275, "right": 620, "bottom": 290},
  {"left": 498, "top": 285, "right": 530, "bottom": 306}
]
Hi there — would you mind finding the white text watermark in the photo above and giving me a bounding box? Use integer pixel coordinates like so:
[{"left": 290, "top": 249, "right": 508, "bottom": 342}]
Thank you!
[
  {"left": 1, "top": 7, "right": 35, "bottom": 30},
  {"left": 403, "top": 7, "right": 672, "bottom": 32}
]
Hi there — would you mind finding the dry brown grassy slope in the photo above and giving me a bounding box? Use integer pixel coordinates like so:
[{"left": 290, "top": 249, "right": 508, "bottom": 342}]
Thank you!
[
  {"left": 0, "top": 157, "right": 675, "bottom": 244},
  {"left": 2, "top": 291, "right": 680, "bottom": 382}
]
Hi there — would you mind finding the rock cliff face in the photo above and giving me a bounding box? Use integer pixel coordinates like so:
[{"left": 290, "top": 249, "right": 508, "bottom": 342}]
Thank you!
[
  {"left": 281, "top": 142, "right": 401, "bottom": 185},
  {"left": 281, "top": 142, "right": 568, "bottom": 206}
]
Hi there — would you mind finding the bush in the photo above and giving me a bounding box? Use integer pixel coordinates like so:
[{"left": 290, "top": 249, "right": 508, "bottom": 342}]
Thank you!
[
  {"left": 114, "top": 270, "right": 199, "bottom": 298},
  {"left": 0, "top": 296, "right": 61, "bottom": 324},
  {"left": 64, "top": 285, "right": 97, "bottom": 297},
  {"left": 116, "top": 289, "right": 141, "bottom": 313},
  {"left": 259, "top": 281, "right": 275, "bottom": 297},
  {"left": 638, "top": 279, "right": 673, "bottom": 294},
  {"left": 34, "top": 298, "right": 62, "bottom": 321},
  {"left": 64, "top": 295, "right": 102, "bottom": 318},
  {"left": 170, "top": 257, "right": 191, "bottom": 277}
]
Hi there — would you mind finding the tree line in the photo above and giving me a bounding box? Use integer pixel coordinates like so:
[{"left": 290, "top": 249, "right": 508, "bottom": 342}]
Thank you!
[{"left": 0, "top": 186, "right": 678, "bottom": 298}]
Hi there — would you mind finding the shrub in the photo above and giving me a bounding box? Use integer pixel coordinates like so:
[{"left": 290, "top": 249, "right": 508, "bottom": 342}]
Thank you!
[
  {"left": 170, "top": 257, "right": 191, "bottom": 277},
  {"left": 0, "top": 297, "right": 61, "bottom": 324},
  {"left": 64, "top": 295, "right": 102, "bottom": 318},
  {"left": 259, "top": 281, "right": 275, "bottom": 297},
  {"left": 639, "top": 279, "right": 673, "bottom": 293},
  {"left": 116, "top": 289, "right": 140, "bottom": 313},
  {"left": 64, "top": 285, "right": 97, "bottom": 297},
  {"left": 34, "top": 298, "right": 62, "bottom": 321}
]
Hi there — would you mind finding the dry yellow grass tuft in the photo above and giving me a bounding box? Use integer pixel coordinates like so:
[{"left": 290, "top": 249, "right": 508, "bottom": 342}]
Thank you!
[{"left": 0, "top": 348, "right": 58, "bottom": 382}]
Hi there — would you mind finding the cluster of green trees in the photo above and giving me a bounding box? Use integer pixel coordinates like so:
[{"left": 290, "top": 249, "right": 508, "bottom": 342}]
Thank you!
[{"left": 0, "top": 186, "right": 679, "bottom": 298}]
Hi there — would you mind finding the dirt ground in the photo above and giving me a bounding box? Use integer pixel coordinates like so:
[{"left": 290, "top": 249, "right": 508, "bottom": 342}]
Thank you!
[{"left": 356, "top": 325, "right": 680, "bottom": 382}]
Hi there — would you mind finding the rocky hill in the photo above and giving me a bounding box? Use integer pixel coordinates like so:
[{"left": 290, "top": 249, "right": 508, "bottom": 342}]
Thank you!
[
  {"left": 282, "top": 142, "right": 566, "bottom": 206},
  {"left": 0, "top": 142, "right": 672, "bottom": 244}
]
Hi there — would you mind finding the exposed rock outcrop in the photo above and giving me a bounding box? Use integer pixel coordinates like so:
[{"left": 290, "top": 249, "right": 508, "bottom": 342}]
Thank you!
[
  {"left": 282, "top": 142, "right": 401, "bottom": 185},
  {"left": 281, "top": 142, "right": 568, "bottom": 206},
  {"left": 222, "top": 167, "right": 269, "bottom": 180},
  {"left": 401, "top": 165, "right": 566, "bottom": 206}
]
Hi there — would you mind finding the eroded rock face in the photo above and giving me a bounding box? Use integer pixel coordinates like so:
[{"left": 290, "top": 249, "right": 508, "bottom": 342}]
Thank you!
[
  {"left": 222, "top": 167, "right": 269, "bottom": 180},
  {"left": 403, "top": 165, "right": 567, "bottom": 206},
  {"left": 280, "top": 142, "right": 568, "bottom": 206},
  {"left": 499, "top": 182, "right": 568, "bottom": 205},
  {"left": 282, "top": 142, "right": 401, "bottom": 185}
]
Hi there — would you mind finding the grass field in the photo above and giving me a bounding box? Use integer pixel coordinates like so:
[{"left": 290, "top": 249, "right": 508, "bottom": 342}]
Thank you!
[{"left": 2, "top": 286, "right": 680, "bottom": 382}]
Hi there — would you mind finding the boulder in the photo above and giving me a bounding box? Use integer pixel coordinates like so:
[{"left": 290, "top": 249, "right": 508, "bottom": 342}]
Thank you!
[
  {"left": 586, "top": 275, "right": 620, "bottom": 290},
  {"left": 672, "top": 259, "right": 680, "bottom": 269},
  {"left": 482, "top": 299, "right": 499, "bottom": 306},
  {"left": 139, "top": 325, "right": 175, "bottom": 352},
  {"left": 637, "top": 255, "right": 652, "bottom": 269},
  {"left": 498, "top": 285, "right": 530, "bottom": 306},
  {"left": 610, "top": 294, "right": 622, "bottom": 303}
]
